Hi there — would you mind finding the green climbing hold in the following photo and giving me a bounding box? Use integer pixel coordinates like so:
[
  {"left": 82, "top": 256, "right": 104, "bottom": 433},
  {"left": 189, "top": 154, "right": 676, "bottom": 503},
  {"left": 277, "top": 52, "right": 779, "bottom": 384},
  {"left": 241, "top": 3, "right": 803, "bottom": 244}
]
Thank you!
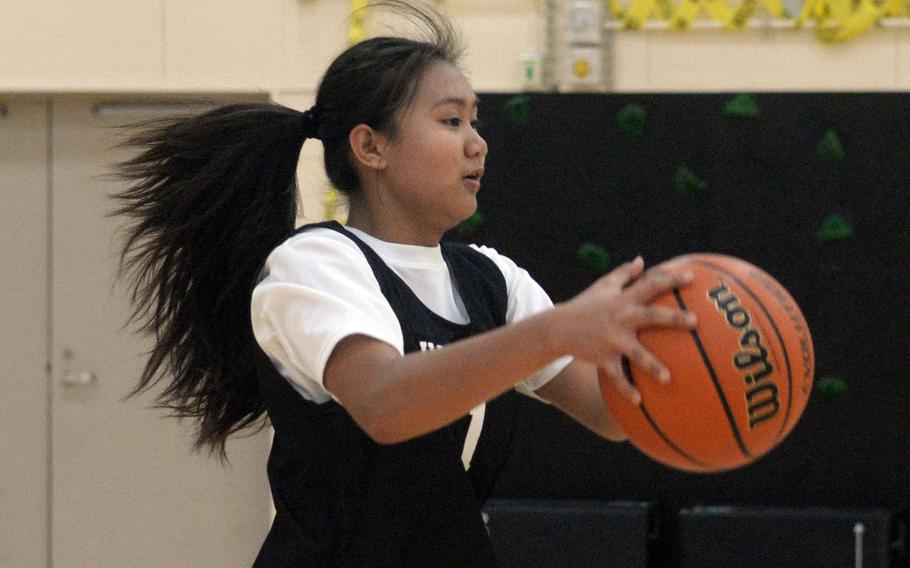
[
  {"left": 816, "top": 129, "right": 846, "bottom": 162},
  {"left": 723, "top": 93, "right": 760, "bottom": 118},
  {"left": 459, "top": 211, "right": 484, "bottom": 233},
  {"left": 617, "top": 104, "right": 648, "bottom": 138},
  {"left": 504, "top": 95, "right": 532, "bottom": 125},
  {"left": 816, "top": 214, "right": 854, "bottom": 243},
  {"left": 577, "top": 243, "right": 611, "bottom": 272},
  {"left": 674, "top": 166, "right": 708, "bottom": 195},
  {"left": 816, "top": 376, "right": 847, "bottom": 399}
]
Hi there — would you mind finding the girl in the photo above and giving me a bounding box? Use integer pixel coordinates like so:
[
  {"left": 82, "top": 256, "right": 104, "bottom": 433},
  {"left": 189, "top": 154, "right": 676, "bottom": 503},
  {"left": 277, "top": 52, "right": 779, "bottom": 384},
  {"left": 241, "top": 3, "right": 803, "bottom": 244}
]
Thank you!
[{"left": 114, "top": 2, "right": 695, "bottom": 566}]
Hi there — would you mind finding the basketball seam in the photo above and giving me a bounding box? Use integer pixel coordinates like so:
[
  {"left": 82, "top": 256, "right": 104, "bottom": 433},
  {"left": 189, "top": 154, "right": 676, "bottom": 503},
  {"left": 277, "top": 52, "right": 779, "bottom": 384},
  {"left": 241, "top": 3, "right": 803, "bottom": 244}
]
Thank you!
[
  {"left": 624, "top": 358, "right": 710, "bottom": 470},
  {"left": 692, "top": 259, "right": 794, "bottom": 443},
  {"left": 673, "top": 289, "right": 754, "bottom": 461}
]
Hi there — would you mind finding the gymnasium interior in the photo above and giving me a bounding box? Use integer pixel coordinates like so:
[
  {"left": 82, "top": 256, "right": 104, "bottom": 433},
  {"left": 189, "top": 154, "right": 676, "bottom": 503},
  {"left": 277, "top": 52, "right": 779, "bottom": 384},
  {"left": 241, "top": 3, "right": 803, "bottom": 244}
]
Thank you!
[{"left": 2, "top": 1, "right": 908, "bottom": 566}]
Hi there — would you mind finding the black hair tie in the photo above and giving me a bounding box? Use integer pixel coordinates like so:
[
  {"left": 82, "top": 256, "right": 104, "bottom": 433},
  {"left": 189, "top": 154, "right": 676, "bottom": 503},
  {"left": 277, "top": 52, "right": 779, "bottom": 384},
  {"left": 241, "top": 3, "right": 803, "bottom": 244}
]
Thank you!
[{"left": 299, "top": 108, "right": 320, "bottom": 140}]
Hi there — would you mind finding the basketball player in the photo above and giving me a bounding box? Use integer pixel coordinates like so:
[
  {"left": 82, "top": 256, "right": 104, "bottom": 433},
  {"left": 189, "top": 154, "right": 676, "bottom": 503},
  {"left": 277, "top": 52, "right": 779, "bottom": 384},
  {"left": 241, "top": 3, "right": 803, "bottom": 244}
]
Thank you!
[{"left": 112, "top": 1, "right": 696, "bottom": 565}]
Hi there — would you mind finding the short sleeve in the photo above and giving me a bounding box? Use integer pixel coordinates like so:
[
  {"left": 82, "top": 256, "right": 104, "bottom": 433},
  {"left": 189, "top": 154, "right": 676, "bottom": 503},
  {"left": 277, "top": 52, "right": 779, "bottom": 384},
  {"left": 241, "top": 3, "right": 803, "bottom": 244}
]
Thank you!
[
  {"left": 250, "top": 229, "right": 404, "bottom": 403},
  {"left": 470, "top": 245, "right": 572, "bottom": 402}
]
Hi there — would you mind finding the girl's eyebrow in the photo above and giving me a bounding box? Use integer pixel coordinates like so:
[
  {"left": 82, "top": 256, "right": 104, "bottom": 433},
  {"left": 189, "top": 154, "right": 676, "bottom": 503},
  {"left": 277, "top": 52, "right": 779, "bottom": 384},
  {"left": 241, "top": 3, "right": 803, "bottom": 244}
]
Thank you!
[{"left": 431, "top": 95, "right": 480, "bottom": 109}]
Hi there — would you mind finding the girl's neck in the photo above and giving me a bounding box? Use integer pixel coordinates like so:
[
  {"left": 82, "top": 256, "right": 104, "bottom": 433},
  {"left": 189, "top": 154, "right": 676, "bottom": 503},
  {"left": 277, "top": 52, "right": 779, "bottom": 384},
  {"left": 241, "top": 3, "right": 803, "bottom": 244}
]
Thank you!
[{"left": 345, "top": 202, "right": 442, "bottom": 247}]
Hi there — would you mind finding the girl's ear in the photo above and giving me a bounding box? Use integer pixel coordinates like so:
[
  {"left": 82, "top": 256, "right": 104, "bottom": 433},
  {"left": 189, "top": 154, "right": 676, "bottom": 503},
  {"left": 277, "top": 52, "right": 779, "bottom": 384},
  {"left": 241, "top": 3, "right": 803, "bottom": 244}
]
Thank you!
[{"left": 349, "top": 124, "right": 388, "bottom": 171}]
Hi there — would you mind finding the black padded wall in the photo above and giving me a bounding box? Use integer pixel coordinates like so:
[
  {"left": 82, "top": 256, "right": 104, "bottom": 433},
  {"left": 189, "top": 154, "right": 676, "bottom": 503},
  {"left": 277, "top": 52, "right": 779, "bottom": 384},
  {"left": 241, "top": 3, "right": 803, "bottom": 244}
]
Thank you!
[{"left": 446, "top": 93, "right": 910, "bottom": 560}]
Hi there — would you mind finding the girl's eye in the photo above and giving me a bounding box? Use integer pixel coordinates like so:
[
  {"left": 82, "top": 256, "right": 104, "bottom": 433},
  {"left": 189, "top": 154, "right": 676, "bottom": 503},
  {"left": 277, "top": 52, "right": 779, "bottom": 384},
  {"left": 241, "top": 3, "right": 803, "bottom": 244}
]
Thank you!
[{"left": 442, "top": 117, "right": 481, "bottom": 130}]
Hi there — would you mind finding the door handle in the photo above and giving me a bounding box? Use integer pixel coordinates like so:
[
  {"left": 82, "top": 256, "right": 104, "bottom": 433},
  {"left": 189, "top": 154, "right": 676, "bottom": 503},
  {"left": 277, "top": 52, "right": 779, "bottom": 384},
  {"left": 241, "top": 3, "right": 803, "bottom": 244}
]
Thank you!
[{"left": 61, "top": 370, "right": 97, "bottom": 386}]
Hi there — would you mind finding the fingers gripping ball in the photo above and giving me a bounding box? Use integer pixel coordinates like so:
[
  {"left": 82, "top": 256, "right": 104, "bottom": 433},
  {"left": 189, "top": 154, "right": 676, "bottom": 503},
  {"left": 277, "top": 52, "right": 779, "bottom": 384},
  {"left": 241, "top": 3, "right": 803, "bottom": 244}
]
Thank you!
[{"left": 598, "top": 254, "right": 814, "bottom": 473}]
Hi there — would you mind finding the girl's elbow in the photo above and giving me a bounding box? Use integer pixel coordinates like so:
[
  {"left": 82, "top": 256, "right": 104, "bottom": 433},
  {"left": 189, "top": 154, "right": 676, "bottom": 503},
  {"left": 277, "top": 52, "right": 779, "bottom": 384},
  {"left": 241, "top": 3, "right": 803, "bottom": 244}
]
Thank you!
[
  {"left": 363, "top": 421, "right": 402, "bottom": 445},
  {"left": 601, "top": 420, "right": 629, "bottom": 443},
  {"left": 352, "top": 404, "right": 409, "bottom": 445}
]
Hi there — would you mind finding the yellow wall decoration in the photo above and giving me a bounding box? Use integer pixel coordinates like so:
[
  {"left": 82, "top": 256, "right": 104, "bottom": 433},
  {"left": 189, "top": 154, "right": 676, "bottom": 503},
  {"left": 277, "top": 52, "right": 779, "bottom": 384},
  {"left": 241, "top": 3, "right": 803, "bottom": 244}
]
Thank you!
[
  {"left": 573, "top": 58, "right": 592, "bottom": 78},
  {"left": 348, "top": 0, "right": 370, "bottom": 45},
  {"left": 605, "top": 0, "right": 905, "bottom": 41},
  {"left": 798, "top": 0, "right": 882, "bottom": 42},
  {"left": 323, "top": 186, "right": 347, "bottom": 223}
]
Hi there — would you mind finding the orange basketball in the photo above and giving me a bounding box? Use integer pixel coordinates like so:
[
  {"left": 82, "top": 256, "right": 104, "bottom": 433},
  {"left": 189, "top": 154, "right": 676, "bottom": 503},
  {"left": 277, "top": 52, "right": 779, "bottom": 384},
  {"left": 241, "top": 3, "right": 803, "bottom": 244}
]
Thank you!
[{"left": 598, "top": 254, "right": 814, "bottom": 473}]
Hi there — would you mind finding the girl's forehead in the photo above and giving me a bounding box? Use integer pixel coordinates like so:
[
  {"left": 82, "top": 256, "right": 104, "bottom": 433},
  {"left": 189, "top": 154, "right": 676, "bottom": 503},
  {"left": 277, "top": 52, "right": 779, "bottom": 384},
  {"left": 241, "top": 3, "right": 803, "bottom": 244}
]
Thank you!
[{"left": 415, "top": 62, "right": 477, "bottom": 108}]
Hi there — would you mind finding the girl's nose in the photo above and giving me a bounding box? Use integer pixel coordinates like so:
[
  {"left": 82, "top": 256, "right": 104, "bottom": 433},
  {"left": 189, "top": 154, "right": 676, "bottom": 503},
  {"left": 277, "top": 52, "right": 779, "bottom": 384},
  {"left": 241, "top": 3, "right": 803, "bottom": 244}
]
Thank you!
[{"left": 466, "top": 130, "right": 487, "bottom": 158}]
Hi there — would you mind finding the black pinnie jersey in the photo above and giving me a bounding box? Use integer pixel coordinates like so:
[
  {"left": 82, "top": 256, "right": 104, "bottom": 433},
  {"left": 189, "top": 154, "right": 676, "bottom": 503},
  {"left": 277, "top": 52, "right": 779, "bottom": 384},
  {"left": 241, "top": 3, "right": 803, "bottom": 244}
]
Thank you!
[{"left": 252, "top": 221, "right": 515, "bottom": 567}]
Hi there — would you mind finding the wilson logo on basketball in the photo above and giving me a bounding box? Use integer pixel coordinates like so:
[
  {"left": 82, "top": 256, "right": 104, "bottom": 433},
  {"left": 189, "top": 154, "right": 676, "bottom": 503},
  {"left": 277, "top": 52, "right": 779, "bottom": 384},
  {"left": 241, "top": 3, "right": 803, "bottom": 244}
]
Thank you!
[{"left": 707, "top": 281, "right": 780, "bottom": 429}]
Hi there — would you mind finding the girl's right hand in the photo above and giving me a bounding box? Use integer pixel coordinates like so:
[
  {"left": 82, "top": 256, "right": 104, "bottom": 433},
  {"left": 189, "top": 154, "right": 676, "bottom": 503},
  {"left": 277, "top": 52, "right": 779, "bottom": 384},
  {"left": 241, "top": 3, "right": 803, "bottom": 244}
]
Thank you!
[{"left": 553, "top": 256, "right": 697, "bottom": 405}]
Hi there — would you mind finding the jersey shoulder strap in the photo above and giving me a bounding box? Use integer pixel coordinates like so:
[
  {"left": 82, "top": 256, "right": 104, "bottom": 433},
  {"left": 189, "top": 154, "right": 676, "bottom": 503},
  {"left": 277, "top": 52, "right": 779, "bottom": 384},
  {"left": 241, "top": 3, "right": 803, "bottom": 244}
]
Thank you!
[{"left": 441, "top": 241, "right": 508, "bottom": 329}]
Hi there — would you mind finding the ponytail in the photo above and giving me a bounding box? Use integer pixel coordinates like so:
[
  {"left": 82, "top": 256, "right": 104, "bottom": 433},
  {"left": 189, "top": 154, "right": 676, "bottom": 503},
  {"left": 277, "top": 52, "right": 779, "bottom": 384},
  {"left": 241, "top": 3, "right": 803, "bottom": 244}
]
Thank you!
[
  {"left": 113, "top": 0, "right": 466, "bottom": 460},
  {"left": 113, "top": 103, "right": 307, "bottom": 459}
]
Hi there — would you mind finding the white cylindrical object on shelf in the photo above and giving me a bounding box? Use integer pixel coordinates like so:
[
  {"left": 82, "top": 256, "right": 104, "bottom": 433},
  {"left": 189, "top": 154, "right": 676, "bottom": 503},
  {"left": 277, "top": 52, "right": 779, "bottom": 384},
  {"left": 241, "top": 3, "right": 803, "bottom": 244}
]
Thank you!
[{"left": 565, "top": 0, "right": 604, "bottom": 45}]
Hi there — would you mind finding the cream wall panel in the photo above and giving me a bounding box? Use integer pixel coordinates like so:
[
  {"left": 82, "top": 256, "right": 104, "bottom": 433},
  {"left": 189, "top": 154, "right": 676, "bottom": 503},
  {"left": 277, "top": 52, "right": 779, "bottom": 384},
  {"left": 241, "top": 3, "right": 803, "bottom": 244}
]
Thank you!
[
  {"left": 0, "top": 97, "right": 50, "bottom": 568},
  {"left": 279, "top": 0, "right": 544, "bottom": 93},
  {"left": 614, "top": 27, "right": 900, "bottom": 91},
  {"left": 894, "top": 29, "right": 910, "bottom": 88},
  {"left": 1, "top": 1, "right": 909, "bottom": 93},
  {"left": 164, "top": 0, "right": 282, "bottom": 90},
  {"left": 611, "top": 31, "right": 652, "bottom": 91},
  {"left": 445, "top": 0, "right": 544, "bottom": 91},
  {"left": 280, "top": 1, "right": 352, "bottom": 92},
  {"left": 0, "top": 1, "right": 162, "bottom": 91}
]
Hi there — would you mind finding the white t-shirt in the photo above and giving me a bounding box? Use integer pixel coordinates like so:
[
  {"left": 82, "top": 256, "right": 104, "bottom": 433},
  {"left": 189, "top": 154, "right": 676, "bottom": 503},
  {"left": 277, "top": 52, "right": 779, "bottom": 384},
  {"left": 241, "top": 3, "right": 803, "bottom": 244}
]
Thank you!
[{"left": 250, "top": 226, "right": 571, "bottom": 404}]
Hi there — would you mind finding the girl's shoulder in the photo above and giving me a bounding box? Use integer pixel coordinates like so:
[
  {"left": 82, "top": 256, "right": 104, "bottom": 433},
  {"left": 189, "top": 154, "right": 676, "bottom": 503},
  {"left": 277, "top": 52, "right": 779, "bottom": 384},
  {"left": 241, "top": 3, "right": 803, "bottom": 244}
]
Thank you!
[
  {"left": 261, "top": 226, "right": 374, "bottom": 285},
  {"left": 465, "top": 244, "right": 553, "bottom": 310},
  {"left": 466, "top": 244, "right": 524, "bottom": 283},
  {"left": 270, "top": 225, "right": 361, "bottom": 259},
  {"left": 284, "top": 223, "right": 355, "bottom": 245}
]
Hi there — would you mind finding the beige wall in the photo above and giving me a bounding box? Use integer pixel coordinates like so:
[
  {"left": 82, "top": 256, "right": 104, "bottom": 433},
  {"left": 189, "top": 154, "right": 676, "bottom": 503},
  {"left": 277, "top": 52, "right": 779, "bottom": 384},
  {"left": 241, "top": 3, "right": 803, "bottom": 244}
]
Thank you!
[{"left": 3, "top": 0, "right": 910, "bottom": 95}]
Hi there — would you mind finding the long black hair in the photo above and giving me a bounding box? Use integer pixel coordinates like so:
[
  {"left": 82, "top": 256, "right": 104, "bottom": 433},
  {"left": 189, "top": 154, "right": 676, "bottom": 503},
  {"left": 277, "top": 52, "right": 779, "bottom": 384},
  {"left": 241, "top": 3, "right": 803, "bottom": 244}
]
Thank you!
[{"left": 112, "top": 1, "right": 463, "bottom": 459}]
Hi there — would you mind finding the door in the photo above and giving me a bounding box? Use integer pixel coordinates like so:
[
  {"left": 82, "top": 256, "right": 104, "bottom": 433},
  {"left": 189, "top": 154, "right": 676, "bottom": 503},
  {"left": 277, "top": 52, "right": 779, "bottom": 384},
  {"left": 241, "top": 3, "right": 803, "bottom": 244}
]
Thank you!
[
  {"left": 49, "top": 96, "right": 271, "bottom": 568},
  {"left": 0, "top": 97, "right": 51, "bottom": 568}
]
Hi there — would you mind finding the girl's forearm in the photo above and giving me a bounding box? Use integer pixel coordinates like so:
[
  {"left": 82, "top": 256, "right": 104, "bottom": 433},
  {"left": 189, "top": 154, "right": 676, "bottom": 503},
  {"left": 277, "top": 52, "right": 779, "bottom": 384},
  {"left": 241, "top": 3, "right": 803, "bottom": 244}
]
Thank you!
[{"left": 326, "top": 306, "right": 570, "bottom": 444}]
